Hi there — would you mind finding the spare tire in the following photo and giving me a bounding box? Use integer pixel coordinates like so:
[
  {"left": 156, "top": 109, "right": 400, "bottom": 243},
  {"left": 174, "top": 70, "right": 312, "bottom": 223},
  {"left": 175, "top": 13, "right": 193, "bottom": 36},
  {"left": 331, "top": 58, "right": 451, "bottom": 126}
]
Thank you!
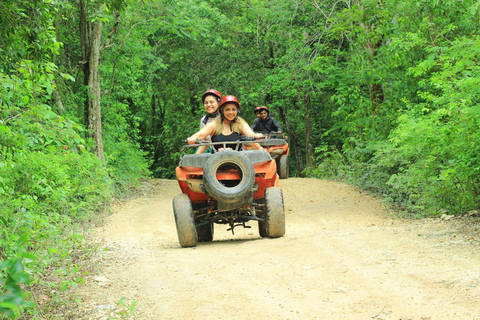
[{"left": 203, "top": 150, "right": 255, "bottom": 203}]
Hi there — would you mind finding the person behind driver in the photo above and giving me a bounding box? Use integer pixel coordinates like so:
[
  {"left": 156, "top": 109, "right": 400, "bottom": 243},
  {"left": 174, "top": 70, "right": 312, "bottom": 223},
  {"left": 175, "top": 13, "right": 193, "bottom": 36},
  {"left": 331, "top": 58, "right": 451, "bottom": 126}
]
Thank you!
[
  {"left": 187, "top": 95, "right": 261, "bottom": 152},
  {"left": 251, "top": 106, "right": 283, "bottom": 135},
  {"left": 254, "top": 106, "right": 262, "bottom": 118},
  {"left": 195, "top": 89, "right": 222, "bottom": 153},
  {"left": 200, "top": 89, "right": 222, "bottom": 129}
]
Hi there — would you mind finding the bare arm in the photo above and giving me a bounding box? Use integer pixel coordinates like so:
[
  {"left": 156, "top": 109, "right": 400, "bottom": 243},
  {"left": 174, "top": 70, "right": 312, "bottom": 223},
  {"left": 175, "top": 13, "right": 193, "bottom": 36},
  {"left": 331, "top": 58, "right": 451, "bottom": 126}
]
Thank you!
[
  {"left": 187, "top": 122, "right": 216, "bottom": 145},
  {"left": 196, "top": 145, "right": 208, "bottom": 154},
  {"left": 241, "top": 123, "right": 261, "bottom": 150}
]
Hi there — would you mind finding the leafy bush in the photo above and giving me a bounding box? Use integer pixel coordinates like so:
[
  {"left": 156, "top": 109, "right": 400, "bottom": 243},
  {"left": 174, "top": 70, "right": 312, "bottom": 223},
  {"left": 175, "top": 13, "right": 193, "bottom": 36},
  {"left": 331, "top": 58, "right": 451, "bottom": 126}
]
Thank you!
[
  {"left": 316, "top": 35, "right": 480, "bottom": 217},
  {"left": 102, "top": 100, "right": 152, "bottom": 192},
  {"left": 1, "top": 69, "right": 115, "bottom": 316},
  {"left": 0, "top": 256, "right": 35, "bottom": 318},
  {"left": 0, "top": 146, "right": 113, "bottom": 316},
  {"left": 0, "top": 0, "right": 152, "bottom": 316}
]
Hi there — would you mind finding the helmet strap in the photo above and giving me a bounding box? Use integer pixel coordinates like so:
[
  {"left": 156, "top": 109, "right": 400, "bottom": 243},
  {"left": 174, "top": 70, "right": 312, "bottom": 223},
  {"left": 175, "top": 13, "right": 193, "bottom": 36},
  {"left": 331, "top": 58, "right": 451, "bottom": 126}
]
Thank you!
[
  {"left": 203, "top": 110, "right": 219, "bottom": 124},
  {"left": 208, "top": 110, "right": 219, "bottom": 117}
]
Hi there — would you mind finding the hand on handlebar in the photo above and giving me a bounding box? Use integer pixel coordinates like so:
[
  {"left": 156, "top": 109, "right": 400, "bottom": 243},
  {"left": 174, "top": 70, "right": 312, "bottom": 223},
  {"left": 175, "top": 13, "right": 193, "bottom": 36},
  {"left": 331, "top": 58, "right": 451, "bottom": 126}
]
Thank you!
[
  {"left": 240, "top": 134, "right": 266, "bottom": 141},
  {"left": 254, "top": 133, "right": 265, "bottom": 139},
  {"left": 240, "top": 136, "right": 255, "bottom": 141},
  {"left": 186, "top": 138, "right": 203, "bottom": 145}
]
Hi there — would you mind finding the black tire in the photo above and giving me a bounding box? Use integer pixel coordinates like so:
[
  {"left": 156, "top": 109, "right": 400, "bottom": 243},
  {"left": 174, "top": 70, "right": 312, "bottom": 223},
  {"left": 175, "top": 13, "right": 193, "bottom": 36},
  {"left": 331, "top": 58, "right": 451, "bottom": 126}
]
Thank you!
[
  {"left": 278, "top": 155, "right": 289, "bottom": 179},
  {"left": 258, "top": 220, "right": 267, "bottom": 238},
  {"left": 203, "top": 150, "right": 255, "bottom": 203},
  {"left": 265, "top": 187, "right": 285, "bottom": 238},
  {"left": 173, "top": 194, "right": 198, "bottom": 247},
  {"left": 197, "top": 223, "right": 214, "bottom": 242}
]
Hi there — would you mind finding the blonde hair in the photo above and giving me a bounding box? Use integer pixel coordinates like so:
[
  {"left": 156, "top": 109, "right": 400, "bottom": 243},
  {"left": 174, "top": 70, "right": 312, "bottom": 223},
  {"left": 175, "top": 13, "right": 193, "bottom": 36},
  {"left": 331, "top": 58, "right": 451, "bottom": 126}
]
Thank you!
[{"left": 214, "top": 116, "right": 247, "bottom": 135}]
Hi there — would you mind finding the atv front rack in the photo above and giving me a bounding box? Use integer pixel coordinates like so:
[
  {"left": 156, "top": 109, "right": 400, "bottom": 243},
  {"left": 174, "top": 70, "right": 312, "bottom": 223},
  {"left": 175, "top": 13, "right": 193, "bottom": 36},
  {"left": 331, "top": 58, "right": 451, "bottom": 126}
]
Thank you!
[
  {"left": 178, "top": 149, "right": 273, "bottom": 168},
  {"left": 181, "top": 135, "right": 260, "bottom": 152}
]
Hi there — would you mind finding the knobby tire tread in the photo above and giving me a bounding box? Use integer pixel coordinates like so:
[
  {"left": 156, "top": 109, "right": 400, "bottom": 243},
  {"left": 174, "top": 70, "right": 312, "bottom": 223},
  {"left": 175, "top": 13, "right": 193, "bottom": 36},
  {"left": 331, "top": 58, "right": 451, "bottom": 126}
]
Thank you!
[
  {"left": 265, "top": 187, "right": 286, "bottom": 238},
  {"left": 278, "top": 155, "right": 289, "bottom": 179},
  {"left": 173, "top": 194, "right": 198, "bottom": 247}
]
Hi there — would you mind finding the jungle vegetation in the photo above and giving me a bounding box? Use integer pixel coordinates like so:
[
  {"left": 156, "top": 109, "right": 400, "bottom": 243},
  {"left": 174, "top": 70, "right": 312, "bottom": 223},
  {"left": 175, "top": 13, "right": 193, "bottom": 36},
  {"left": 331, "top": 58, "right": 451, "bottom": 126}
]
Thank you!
[{"left": 1, "top": 0, "right": 479, "bottom": 317}]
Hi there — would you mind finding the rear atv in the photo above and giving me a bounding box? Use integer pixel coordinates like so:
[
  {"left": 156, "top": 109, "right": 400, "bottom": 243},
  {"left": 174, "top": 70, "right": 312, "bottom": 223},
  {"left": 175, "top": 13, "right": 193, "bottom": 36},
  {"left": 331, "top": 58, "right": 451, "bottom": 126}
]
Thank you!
[
  {"left": 246, "top": 132, "right": 290, "bottom": 179},
  {"left": 263, "top": 132, "right": 289, "bottom": 179},
  {"left": 173, "top": 138, "right": 286, "bottom": 247}
]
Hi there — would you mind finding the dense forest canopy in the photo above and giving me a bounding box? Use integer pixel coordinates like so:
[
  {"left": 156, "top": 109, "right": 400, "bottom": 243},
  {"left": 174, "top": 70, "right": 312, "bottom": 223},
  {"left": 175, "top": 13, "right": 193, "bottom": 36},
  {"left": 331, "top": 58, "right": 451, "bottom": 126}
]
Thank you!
[{"left": 1, "top": 0, "right": 480, "bottom": 317}]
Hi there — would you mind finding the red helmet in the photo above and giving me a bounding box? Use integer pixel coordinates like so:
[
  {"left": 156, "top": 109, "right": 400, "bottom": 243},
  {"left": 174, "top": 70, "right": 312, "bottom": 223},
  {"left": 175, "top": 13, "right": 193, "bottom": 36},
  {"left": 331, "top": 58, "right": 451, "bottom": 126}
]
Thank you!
[
  {"left": 254, "top": 106, "right": 262, "bottom": 114},
  {"left": 202, "top": 89, "right": 222, "bottom": 102},
  {"left": 219, "top": 95, "right": 241, "bottom": 109},
  {"left": 258, "top": 106, "right": 269, "bottom": 114}
]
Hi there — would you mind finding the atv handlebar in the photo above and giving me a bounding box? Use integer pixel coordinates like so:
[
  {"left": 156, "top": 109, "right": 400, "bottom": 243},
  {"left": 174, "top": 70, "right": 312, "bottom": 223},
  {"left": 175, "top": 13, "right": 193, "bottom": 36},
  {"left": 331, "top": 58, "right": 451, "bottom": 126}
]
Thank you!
[
  {"left": 182, "top": 139, "right": 207, "bottom": 144},
  {"left": 182, "top": 135, "right": 266, "bottom": 145},
  {"left": 240, "top": 135, "right": 266, "bottom": 141},
  {"left": 179, "top": 134, "right": 287, "bottom": 159}
]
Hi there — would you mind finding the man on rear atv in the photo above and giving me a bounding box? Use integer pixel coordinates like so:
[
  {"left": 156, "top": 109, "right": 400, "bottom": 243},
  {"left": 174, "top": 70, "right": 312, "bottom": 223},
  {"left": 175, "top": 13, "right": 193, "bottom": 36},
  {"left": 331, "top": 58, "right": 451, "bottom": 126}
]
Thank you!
[{"left": 251, "top": 106, "right": 283, "bottom": 136}]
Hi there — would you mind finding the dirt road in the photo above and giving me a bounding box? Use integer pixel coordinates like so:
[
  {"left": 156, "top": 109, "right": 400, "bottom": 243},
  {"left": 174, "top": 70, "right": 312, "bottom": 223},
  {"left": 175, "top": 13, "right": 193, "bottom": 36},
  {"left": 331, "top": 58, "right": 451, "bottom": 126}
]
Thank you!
[{"left": 76, "top": 178, "right": 480, "bottom": 319}]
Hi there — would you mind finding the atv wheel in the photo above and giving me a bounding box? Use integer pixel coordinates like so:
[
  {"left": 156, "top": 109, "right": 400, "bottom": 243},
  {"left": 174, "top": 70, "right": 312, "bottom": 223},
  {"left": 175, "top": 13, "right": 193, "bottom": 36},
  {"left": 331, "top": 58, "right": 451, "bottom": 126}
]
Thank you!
[
  {"left": 258, "top": 220, "right": 267, "bottom": 238},
  {"left": 197, "top": 223, "right": 214, "bottom": 242},
  {"left": 203, "top": 150, "right": 255, "bottom": 203},
  {"left": 265, "top": 187, "right": 286, "bottom": 238},
  {"left": 278, "top": 155, "right": 289, "bottom": 179},
  {"left": 173, "top": 194, "right": 198, "bottom": 247}
]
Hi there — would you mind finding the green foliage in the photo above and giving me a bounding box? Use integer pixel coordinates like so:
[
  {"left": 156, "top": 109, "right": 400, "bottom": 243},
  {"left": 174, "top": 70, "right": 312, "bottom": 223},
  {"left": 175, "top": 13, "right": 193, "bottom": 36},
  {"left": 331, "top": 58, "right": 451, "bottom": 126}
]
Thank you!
[
  {"left": 0, "top": 3, "right": 146, "bottom": 314},
  {"left": 116, "top": 297, "right": 138, "bottom": 319},
  {"left": 0, "top": 0, "right": 60, "bottom": 73},
  {"left": 0, "top": 149, "right": 113, "bottom": 315},
  {"left": 372, "top": 36, "right": 480, "bottom": 215},
  {"left": 0, "top": 256, "right": 35, "bottom": 318},
  {"left": 0, "top": 142, "right": 113, "bottom": 314},
  {"left": 102, "top": 100, "right": 152, "bottom": 189},
  {"left": 315, "top": 0, "right": 480, "bottom": 216}
]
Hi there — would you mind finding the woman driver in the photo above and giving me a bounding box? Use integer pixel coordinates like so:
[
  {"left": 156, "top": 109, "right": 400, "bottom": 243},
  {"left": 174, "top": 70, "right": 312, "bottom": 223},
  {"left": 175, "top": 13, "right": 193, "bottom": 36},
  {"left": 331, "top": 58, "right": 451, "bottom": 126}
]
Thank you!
[{"left": 187, "top": 95, "right": 261, "bottom": 152}]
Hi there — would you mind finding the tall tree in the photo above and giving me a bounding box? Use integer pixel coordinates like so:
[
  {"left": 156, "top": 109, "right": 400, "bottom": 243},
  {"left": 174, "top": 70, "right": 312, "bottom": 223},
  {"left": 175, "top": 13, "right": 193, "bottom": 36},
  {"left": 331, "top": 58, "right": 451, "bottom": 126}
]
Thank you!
[{"left": 78, "top": 0, "right": 122, "bottom": 161}]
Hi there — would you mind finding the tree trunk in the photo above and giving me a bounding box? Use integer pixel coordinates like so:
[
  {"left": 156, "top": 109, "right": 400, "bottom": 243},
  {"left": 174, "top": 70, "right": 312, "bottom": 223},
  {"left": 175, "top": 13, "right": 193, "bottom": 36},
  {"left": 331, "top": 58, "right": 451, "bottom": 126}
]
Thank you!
[
  {"left": 278, "top": 104, "right": 303, "bottom": 176},
  {"left": 79, "top": 1, "right": 105, "bottom": 162},
  {"left": 79, "top": 0, "right": 91, "bottom": 126},
  {"left": 301, "top": 30, "right": 315, "bottom": 175},
  {"left": 87, "top": 17, "right": 105, "bottom": 162},
  {"left": 52, "top": 85, "right": 64, "bottom": 114},
  {"left": 367, "top": 38, "right": 384, "bottom": 116},
  {"left": 357, "top": 1, "right": 385, "bottom": 116},
  {"left": 304, "top": 93, "right": 315, "bottom": 172}
]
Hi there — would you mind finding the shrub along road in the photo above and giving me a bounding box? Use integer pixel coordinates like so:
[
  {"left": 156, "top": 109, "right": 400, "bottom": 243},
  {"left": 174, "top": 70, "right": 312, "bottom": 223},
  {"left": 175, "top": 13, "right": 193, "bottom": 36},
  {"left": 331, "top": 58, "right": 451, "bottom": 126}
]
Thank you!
[{"left": 73, "top": 178, "right": 480, "bottom": 319}]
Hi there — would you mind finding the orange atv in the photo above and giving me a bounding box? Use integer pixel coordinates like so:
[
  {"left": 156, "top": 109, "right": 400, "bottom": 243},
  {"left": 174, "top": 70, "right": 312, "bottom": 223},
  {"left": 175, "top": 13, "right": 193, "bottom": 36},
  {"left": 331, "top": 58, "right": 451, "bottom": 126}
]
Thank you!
[
  {"left": 262, "top": 132, "right": 289, "bottom": 179},
  {"left": 173, "top": 137, "right": 286, "bottom": 247},
  {"left": 246, "top": 132, "right": 289, "bottom": 179}
]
